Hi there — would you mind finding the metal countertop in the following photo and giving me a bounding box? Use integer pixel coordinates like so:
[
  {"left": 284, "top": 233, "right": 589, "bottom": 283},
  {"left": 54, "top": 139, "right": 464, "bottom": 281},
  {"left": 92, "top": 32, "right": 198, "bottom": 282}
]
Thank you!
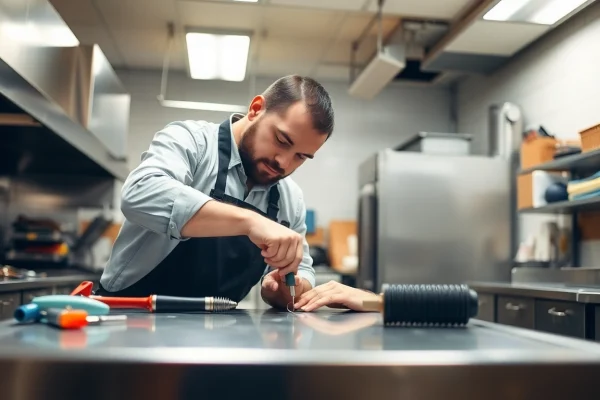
[
  {"left": 0, "top": 269, "right": 100, "bottom": 293},
  {"left": 1, "top": 309, "right": 600, "bottom": 399},
  {"left": 470, "top": 281, "right": 600, "bottom": 303}
]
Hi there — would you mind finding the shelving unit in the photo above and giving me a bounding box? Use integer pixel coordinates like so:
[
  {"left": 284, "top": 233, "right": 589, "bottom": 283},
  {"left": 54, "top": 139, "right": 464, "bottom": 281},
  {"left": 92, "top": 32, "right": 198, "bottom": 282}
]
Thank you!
[
  {"left": 518, "top": 147, "right": 600, "bottom": 268},
  {"left": 520, "top": 197, "right": 600, "bottom": 214},
  {"left": 519, "top": 148, "right": 600, "bottom": 176}
]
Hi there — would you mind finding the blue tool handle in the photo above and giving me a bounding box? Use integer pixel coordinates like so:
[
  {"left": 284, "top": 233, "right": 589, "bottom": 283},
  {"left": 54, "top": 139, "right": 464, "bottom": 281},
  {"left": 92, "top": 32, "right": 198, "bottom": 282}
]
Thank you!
[
  {"left": 14, "top": 303, "right": 41, "bottom": 322},
  {"left": 32, "top": 295, "right": 110, "bottom": 315},
  {"left": 285, "top": 272, "right": 295, "bottom": 287}
]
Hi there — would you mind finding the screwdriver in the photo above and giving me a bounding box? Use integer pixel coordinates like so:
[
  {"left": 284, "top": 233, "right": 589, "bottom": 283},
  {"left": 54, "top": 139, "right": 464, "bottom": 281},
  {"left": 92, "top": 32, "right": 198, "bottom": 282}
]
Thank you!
[
  {"left": 285, "top": 272, "right": 296, "bottom": 309},
  {"left": 42, "top": 308, "right": 127, "bottom": 329}
]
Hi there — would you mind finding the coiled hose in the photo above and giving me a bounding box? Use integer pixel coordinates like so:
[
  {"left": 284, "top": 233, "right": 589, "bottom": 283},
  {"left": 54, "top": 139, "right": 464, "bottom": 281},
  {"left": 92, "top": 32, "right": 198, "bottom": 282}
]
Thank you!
[{"left": 382, "top": 284, "right": 478, "bottom": 326}]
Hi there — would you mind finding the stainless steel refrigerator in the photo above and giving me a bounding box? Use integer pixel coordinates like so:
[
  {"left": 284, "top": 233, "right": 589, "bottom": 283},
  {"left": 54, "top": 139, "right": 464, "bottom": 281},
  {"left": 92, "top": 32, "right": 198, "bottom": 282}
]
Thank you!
[{"left": 357, "top": 104, "right": 522, "bottom": 291}]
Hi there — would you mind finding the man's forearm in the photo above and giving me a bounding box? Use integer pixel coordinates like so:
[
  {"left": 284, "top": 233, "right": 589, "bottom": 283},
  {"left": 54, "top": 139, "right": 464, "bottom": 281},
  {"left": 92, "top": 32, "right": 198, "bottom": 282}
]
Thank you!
[{"left": 181, "top": 199, "right": 256, "bottom": 238}]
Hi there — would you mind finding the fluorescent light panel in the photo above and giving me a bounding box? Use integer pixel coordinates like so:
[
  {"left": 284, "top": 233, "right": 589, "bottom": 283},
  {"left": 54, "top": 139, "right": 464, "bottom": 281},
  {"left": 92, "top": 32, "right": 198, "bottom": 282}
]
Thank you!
[
  {"left": 158, "top": 97, "right": 247, "bottom": 113},
  {"left": 186, "top": 31, "right": 250, "bottom": 82},
  {"left": 483, "top": 0, "right": 589, "bottom": 25}
]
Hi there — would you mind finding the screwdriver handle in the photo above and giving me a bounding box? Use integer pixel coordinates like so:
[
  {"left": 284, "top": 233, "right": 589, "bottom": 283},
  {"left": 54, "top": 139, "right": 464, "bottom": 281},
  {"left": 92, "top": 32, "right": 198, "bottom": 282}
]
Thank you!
[
  {"left": 89, "top": 295, "right": 154, "bottom": 311},
  {"left": 285, "top": 272, "right": 295, "bottom": 287},
  {"left": 44, "top": 308, "right": 88, "bottom": 329}
]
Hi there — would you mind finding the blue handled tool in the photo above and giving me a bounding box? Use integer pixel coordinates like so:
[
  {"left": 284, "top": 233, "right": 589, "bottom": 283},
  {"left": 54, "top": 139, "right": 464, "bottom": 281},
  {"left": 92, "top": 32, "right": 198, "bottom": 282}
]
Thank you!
[
  {"left": 33, "top": 295, "right": 109, "bottom": 315},
  {"left": 14, "top": 295, "right": 110, "bottom": 323},
  {"left": 285, "top": 272, "right": 296, "bottom": 307},
  {"left": 14, "top": 303, "right": 42, "bottom": 323}
]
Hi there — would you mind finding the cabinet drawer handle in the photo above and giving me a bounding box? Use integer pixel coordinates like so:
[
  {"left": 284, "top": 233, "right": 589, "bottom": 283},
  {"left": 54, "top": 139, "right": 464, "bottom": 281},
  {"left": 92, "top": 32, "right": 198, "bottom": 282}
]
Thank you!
[
  {"left": 505, "top": 302, "right": 523, "bottom": 311},
  {"left": 548, "top": 307, "right": 572, "bottom": 317}
]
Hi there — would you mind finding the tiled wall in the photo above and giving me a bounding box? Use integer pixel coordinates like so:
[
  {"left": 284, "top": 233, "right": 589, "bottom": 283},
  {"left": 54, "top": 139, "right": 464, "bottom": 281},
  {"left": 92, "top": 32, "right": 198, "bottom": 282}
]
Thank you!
[
  {"left": 115, "top": 69, "right": 454, "bottom": 230},
  {"left": 456, "top": 1, "right": 600, "bottom": 267}
]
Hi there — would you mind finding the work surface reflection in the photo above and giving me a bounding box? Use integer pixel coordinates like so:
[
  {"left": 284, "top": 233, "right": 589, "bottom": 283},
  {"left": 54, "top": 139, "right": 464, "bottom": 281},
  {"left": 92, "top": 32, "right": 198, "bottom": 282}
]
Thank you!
[{"left": 0, "top": 308, "right": 575, "bottom": 352}]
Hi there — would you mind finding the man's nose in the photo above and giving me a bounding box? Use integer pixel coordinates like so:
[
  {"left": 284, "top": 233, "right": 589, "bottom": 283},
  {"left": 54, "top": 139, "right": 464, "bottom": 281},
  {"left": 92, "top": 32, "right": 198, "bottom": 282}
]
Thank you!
[{"left": 274, "top": 153, "right": 292, "bottom": 170}]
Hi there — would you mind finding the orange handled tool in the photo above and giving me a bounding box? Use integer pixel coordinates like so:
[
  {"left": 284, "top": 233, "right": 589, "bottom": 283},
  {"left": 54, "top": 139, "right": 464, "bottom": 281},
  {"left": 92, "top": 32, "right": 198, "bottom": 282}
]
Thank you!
[
  {"left": 70, "top": 281, "right": 237, "bottom": 312},
  {"left": 44, "top": 308, "right": 89, "bottom": 329},
  {"left": 90, "top": 295, "right": 154, "bottom": 311},
  {"left": 70, "top": 281, "right": 153, "bottom": 311},
  {"left": 42, "top": 308, "right": 127, "bottom": 329}
]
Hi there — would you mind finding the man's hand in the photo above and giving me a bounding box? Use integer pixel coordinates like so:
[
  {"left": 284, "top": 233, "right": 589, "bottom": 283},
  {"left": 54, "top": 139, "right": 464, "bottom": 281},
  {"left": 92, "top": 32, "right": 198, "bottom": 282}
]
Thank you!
[
  {"left": 261, "top": 270, "right": 310, "bottom": 310},
  {"left": 293, "top": 281, "right": 380, "bottom": 312},
  {"left": 180, "top": 200, "right": 304, "bottom": 278},
  {"left": 246, "top": 213, "right": 303, "bottom": 278}
]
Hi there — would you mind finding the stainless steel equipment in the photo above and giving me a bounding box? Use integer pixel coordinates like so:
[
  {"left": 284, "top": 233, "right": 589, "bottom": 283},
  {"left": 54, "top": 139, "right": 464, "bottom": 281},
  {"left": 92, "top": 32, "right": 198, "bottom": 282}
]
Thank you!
[
  {"left": 0, "top": 0, "right": 130, "bottom": 179},
  {"left": 1, "top": 311, "right": 600, "bottom": 399},
  {"left": 393, "top": 131, "right": 473, "bottom": 155},
  {"left": 358, "top": 119, "right": 522, "bottom": 292}
]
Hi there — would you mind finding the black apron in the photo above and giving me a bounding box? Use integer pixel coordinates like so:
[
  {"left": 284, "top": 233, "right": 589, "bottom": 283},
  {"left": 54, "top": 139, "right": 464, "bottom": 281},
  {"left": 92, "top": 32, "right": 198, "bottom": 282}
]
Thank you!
[{"left": 96, "top": 119, "right": 288, "bottom": 302}]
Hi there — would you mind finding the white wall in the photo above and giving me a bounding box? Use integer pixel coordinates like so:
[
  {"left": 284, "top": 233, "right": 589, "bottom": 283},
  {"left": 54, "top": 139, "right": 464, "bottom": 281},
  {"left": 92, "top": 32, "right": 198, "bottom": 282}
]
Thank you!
[
  {"left": 456, "top": 1, "right": 600, "bottom": 266},
  {"left": 116, "top": 69, "right": 454, "bottom": 230}
]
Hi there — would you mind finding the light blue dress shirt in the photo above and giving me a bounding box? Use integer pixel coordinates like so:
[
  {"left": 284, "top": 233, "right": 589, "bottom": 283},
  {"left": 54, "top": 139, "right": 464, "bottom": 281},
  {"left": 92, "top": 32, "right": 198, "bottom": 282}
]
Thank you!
[{"left": 100, "top": 114, "right": 315, "bottom": 292}]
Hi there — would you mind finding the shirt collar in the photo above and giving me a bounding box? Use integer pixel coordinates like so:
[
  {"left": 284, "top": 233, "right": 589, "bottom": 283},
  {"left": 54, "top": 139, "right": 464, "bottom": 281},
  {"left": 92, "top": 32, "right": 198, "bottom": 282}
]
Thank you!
[{"left": 227, "top": 113, "right": 244, "bottom": 169}]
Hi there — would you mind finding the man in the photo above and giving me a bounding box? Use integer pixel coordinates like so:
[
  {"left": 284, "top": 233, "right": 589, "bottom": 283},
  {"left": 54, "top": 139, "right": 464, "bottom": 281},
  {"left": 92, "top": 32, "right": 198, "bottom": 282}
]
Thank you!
[{"left": 97, "top": 75, "right": 334, "bottom": 310}]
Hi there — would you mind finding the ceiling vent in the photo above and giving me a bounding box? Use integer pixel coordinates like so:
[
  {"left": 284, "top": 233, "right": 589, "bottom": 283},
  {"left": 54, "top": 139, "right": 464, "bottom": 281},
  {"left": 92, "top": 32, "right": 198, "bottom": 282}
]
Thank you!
[
  {"left": 348, "top": 1, "right": 449, "bottom": 97},
  {"left": 349, "top": 45, "right": 405, "bottom": 100}
]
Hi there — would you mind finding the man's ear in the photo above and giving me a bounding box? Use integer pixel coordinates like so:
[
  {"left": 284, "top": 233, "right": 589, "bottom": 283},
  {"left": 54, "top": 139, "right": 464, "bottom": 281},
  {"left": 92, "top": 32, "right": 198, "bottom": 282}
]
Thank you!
[{"left": 247, "top": 95, "right": 266, "bottom": 121}]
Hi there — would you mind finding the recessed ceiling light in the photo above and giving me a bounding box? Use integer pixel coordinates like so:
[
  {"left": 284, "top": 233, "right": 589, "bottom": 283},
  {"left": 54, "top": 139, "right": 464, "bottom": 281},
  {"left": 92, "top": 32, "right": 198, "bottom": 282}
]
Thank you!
[
  {"left": 185, "top": 31, "right": 251, "bottom": 82},
  {"left": 234, "top": 0, "right": 259, "bottom": 2},
  {"left": 529, "top": 0, "right": 589, "bottom": 25},
  {"left": 483, "top": 0, "right": 590, "bottom": 25}
]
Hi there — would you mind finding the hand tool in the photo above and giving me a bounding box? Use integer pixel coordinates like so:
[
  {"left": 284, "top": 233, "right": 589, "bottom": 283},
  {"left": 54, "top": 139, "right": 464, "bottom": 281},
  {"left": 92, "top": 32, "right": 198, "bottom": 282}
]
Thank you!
[
  {"left": 70, "top": 281, "right": 237, "bottom": 312},
  {"left": 31, "top": 295, "right": 110, "bottom": 315},
  {"left": 14, "top": 303, "right": 42, "bottom": 323},
  {"left": 90, "top": 294, "right": 237, "bottom": 312},
  {"left": 42, "top": 308, "right": 127, "bottom": 329},
  {"left": 14, "top": 295, "right": 111, "bottom": 323},
  {"left": 362, "top": 284, "right": 479, "bottom": 326},
  {"left": 285, "top": 272, "right": 296, "bottom": 310}
]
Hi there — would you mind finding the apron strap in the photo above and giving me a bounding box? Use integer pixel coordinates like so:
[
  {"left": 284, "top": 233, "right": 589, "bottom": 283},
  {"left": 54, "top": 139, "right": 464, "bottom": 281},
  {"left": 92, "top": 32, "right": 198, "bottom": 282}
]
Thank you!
[
  {"left": 267, "top": 185, "right": 281, "bottom": 221},
  {"left": 211, "top": 119, "right": 232, "bottom": 200}
]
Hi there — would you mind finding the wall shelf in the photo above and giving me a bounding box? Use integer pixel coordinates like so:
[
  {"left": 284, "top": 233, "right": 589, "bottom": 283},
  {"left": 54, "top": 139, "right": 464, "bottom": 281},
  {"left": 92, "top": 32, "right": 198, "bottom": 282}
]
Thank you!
[
  {"left": 519, "top": 197, "right": 600, "bottom": 214},
  {"left": 519, "top": 148, "right": 600, "bottom": 176}
]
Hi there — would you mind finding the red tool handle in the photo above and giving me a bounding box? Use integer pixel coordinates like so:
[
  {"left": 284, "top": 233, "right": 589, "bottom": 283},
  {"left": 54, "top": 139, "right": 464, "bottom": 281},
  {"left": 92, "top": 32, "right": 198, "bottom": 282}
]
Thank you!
[{"left": 89, "top": 295, "right": 154, "bottom": 312}]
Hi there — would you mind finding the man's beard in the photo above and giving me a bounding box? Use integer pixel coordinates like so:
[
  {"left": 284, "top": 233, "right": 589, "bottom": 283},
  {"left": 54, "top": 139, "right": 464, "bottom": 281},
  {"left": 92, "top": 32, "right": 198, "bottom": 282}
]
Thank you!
[{"left": 238, "top": 121, "right": 286, "bottom": 186}]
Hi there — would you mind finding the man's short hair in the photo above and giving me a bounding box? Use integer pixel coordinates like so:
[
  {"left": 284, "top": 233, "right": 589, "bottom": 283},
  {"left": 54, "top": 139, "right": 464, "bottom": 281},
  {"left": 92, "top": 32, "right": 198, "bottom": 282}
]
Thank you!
[{"left": 261, "top": 75, "right": 334, "bottom": 138}]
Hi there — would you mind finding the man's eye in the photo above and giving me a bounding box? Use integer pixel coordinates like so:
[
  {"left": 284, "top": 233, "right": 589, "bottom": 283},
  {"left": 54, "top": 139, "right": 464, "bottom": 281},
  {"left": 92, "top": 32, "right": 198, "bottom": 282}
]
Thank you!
[{"left": 276, "top": 136, "right": 286, "bottom": 145}]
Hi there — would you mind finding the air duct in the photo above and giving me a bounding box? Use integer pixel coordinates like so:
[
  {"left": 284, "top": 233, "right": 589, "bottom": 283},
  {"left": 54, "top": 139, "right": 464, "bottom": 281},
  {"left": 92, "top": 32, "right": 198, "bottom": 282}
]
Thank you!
[
  {"left": 348, "top": 0, "right": 406, "bottom": 100},
  {"left": 349, "top": 46, "right": 405, "bottom": 100}
]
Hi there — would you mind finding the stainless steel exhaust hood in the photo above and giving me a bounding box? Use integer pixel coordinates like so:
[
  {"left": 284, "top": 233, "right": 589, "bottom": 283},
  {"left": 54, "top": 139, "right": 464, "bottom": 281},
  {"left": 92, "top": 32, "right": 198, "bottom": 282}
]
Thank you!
[{"left": 0, "top": 0, "right": 130, "bottom": 180}]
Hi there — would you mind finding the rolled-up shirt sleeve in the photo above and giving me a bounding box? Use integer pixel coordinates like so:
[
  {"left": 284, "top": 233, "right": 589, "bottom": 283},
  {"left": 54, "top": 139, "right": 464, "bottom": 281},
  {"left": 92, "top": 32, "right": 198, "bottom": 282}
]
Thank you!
[{"left": 120, "top": 121, "right": 211, "bottom": 240}]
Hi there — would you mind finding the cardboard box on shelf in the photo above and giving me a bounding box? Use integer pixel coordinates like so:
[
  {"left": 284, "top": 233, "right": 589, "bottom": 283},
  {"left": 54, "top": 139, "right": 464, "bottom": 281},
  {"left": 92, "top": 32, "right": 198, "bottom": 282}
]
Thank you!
[
  {"left": 518, "top": 173, "right": 533, "bottom": 210},
  {"left": 520, "top": 137, "right": 558, "bottom": 170}
]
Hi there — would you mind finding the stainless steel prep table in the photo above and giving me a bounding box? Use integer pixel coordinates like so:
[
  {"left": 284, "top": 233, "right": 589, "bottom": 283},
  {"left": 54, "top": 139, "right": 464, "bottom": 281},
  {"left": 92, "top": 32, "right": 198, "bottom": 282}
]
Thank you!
[
  {"left": 470, "top": 281, "right": 600, "bottom": 303},
  {"left": 1, "top": 310, "right": 600, "bottom": 400}
]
